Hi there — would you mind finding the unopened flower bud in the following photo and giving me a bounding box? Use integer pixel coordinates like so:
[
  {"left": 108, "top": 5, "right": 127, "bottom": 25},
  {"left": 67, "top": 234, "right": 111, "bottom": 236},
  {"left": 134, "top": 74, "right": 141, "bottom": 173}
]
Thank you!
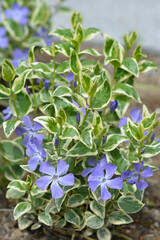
[
  {"left": 55, "top": 138, "right": 59, "bottom": 148},
  {"left": 74, "top": 80, "right": 77, "bottom": 88},
  {"left": 76, "top": 112, "right": 80, "bottom": 124},
  {"left": 151, "top": 132, "right": 156, "bottom": 142},
  {"left": 141, "top": 147, "right": 146, "bottom": 154},
  {"left": 110, "top": 100, "right": 118, "bottom": 113},
  {"left": 103, "top": 135, "right": 107, "bottom": 144}
]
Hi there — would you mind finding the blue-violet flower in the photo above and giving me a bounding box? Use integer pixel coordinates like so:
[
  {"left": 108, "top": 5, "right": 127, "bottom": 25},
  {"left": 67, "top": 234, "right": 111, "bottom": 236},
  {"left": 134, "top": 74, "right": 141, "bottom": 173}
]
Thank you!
[
  {"left": 2, "top": 106, "right": 13, "bottom": 121},
  {"left": 36, "top": 160, "right": 74, "bottom": 199}
]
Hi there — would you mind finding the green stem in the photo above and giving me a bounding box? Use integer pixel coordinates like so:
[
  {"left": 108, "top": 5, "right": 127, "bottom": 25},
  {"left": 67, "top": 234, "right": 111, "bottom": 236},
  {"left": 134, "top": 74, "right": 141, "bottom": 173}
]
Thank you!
[
  {"left": 79, "top": 109, "right": 90, "bottom": 133},
  {"left": 105, "top": 191, "right": 120, "bottom": 216},
  {"left": 58, "top": 125, "right": 62, "bottom": 156},
  {"left": 31, "top": 78, "right": 37, "bottom": 117},
  {"left": 9, "top": 82, "right": 19, "bottom": 119},
  {"left": 52, "top": 55, "right": 56, "bottom": 93}
]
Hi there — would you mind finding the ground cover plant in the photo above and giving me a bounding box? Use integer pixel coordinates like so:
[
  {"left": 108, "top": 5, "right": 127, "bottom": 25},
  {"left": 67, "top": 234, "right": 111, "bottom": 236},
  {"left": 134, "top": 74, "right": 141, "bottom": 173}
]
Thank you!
[{"left": 0, "top": 10, "right": 159, "bottom": 240}]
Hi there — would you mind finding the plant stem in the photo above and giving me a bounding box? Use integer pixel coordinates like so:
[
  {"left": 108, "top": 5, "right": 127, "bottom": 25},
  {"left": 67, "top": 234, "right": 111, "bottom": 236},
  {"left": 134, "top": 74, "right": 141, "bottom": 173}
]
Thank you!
[
  {"left": 112, "top": 231, "right": 132, "bottom": 240},
  {"left": 31, "top": 78, "right": 37, "bottom": 117},
  {"left": 79, "top": 109, "right": 90, "bottom": 133},
  {"left": 52, "top": 55, "right": 56, "bottom": 93},
  {"left": 9, "top": 82, "right": 20, "bottom": 119}
]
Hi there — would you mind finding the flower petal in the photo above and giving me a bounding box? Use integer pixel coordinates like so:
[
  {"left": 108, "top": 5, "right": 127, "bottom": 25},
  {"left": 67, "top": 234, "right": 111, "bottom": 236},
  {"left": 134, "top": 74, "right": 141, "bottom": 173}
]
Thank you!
[
  {"left": 57, "top": 160, "right": 69, "bottom": 176},
  {"left": 88, "top": 157, "right": 96, "bottom": 166},
  {"left": 15, "top": 126, "right": 28, "bottom": 136},
  {"left": 58, "top": 173, "right": 74, "bottom": 186},
  {"left": 91, "top": 166, "right": 104, "bottom": 179},
  {"left": 82, "top": 168, "right": 93, "bottom": 177},
  {"left": 22, "top": 133, "right": 31, "bottom": 146},
  {"left": 136, "top": 179, "right": 148, "bottom": 190},
  {"left": 105, "top": 163, "right": 117, "bottom": 180},
  {"left": 130, "top": 108, "right": 142, "bottom": 124},
  {"left": 28, "top": 155, "right": 40, "bottom": 171},
  {"left": 140, "top": 167, "right": 153, "bottom": 178},
  {"left": 51, "top": 181, "right": 64, "bottom": 199},
  {"left": 121, "top": 171, "right": 134, "bottom": 180},
  {"left": 40, "top": 162, "right": 55, "bottom": 176},
  {"left": 101, "top": 183, "right": 111, "bottom": 200},
  {"left": 33, "top": 121, "right": 42, "bottom": 132},
  {"left": 88, "top": 179, "right": 101, "bottom": 192},
  {"left": 22, "top": 116, "right": 33, "bottom": 128},
  {"left": 119, "top": 117, "right": 127, "bottom": 128},
  {"left": 36, "top": 176, "right": 52, "bottom": 191},
  {"left": 106, "top": 177, "right": 123, "bottom": 189}
]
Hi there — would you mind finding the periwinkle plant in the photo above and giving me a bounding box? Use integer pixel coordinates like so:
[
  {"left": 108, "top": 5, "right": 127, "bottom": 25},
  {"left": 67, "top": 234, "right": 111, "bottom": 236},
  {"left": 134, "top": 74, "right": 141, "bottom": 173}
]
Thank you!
[{"left": 0, "top": 10, "right": 160, "bottom": 240}]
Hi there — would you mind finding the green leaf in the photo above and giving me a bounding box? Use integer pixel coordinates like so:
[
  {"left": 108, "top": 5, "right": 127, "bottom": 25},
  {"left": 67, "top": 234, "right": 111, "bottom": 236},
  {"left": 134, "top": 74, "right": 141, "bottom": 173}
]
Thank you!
[
  {"left": 81, "top": 128, "right": 92, "bottom": 148},
  {"left": 141, "top": 143, "right": 160, "bottom": 158},
  {"left": 57, "top": 108, "right": 67, "bottom": 126},
  {"left": 67, "top": 194, "right": 86, "bottom": 207},
  {"left": 31, "top": 2, "right": 50, "bottom": 26},
  {"left": 2, "top": 59, "right": 15, "bottom": 82},
  {"left": 139, "top": 60, "right": 157, "bottom": 73},
  {"left": 107, "top": 148, "right": 129, "bottom": 174},
  {"left": 3, "top": 19, "right": 28, "bottom": 41},
  {"left": 108, "top": 210, "right": 133, "bottom": 225},
  {"left": 84, "top": 27, "right": 101, "bottom": 41},
  {"left": 38, "top": 212, "right": 52, "bottom": 226},
  {"left": 23, "top": 36, "right": 45, "bottom": 48},
  {"left": 105, "top": 40, "right": 124, "bottom": 66},
  {"left": 0, "top": 84, "right": 11, "bottom": 97},
  {"left": 67, "top": 142, "right": 97, "bottom": 157},
  {"left": 56, "top": 42, "right": 74, "bottom": 57},
  {"left": 133, "top": 45, "right": 147, "bottom": 61},
  {"left": 72, "top": 93, "right": 86, "bottom": 108},
  {"left": 6, "top": 188, "right": 25, "bottom": 199},
  {"left": 91, "top": 81, "right": 111, "bottom": 109},
  {"left": 90, "top": 200, "right": 105, "bottom": 219},
  {"left": 62, "top": 125, "right": 80, "bottom": 139},
  {"left": 65, "top": 209, "right": 80, "bottom": 227},
  {"left": 86, "top": 214, "right": 104, "bottom": 229},
  {"left": 34, "top": 116, "right": 59, "bottom": 134},
  {"left": 79, "top": 72, "right": 93, "bottom": 93},
  {"left": 70, "top": 50, "right": 82, "bottom": 75},
  {"left": 97, "top": 228, "right": 111, "bottom": 240},
  {"left": 123, "top": 31, "right": 137, "bottom": 50},
  {"left": 71, "top": 11, "right": 83, "bottom": 30},
  {"left": 0, "top": 141, "right": 24, "bottom": 162},
  {"left": 12, "top": 70, "right": 31, "bottom": 94},
  {"left": 56, "top": 61, "right": 70, "bottom": 73},
  {"left": 53, "top": 85, "right": 72, "bottom": 97},
  {"left": 92, "top": 111, "right": 103, "bottom": 137},
  {"left": 113, "top": 83, "right": 141, "bottom": 103},
  {"left": 49, "top": 28, "right": 73, "bottom": 39},
  {"left": 79, "top": 48, "right": 101, "bottom": 57},
  {"left": 118, "top": 196, "right": 144, "bottom": 213},
  {"left": 14, "top": 202, "right": 32, "bottom": 220},
  {"left": 103, "top": 134, "right": 128, "bottom": 151},
  {"left": 121, "top": 58, "right": 139, "bottom": 77},
  {"left": 115, "top": 68, "right": 132, "bottom": 83},
  {"left": 8, "top": 180, "right": 28, "bottom": 192},
  {"left": 5, "top": 165, "right": 24, "bottom": 181},
  {"left": 14, "top": 91, "right": 32, "bottom": 118},
  {"left": 28, "top": 46, "right": 35, "bottom": 63},
  {"left": 127, "top": 119, "right": 141, "bottom": 141},
  {"left": 75, "top": 23, "right": 83, "bottom": 44},
  {"left": 18, "top": 214, "right": 33, "bottom": 230}
]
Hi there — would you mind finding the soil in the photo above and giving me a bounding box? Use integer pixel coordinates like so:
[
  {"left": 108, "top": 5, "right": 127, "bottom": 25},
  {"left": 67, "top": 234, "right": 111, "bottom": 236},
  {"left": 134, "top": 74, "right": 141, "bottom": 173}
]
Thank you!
[{"left": 0, "top": 47, "right": 160, "bottom": 240}]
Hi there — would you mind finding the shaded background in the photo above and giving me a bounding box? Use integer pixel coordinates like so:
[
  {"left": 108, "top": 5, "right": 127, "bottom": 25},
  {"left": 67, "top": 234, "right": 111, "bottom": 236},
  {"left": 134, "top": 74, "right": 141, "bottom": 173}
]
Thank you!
[{"left": 47, "top": 0, "right": 160, "bottom": 54}]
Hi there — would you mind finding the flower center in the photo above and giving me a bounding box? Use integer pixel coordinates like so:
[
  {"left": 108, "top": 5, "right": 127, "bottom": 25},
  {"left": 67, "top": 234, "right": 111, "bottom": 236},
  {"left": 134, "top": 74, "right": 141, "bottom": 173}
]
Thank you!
[{"left": 53, "top": 175, "right": 58, "bottom": 180}]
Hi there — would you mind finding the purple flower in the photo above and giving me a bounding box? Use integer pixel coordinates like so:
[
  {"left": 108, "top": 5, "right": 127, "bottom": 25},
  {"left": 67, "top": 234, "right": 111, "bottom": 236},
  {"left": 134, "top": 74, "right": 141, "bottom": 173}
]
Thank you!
[
  {"left": 5, "top": 3, "right": 30, "bottom": 25},
  {"left": 11, "top": 48, "right": 28, "bottom": 69},
  {"left": 119, "top": 108, "right": 142, "bottom": 128},
  {"left": 36, "top": 160, "right": 74, "bottom": 199},
  {"left": 66, "top": 72, "right": 74, "bottom": 83},
  {"left": 26, "top": 138, "right": 46, "bottom": 171},
  {"left": 0, "top": 27, "right": 9, "bottom": 48},
  {"left": 82, "top": 155, "right": 108, "bottom": 178},
  {"left": 110, "top": 100, "right": 118, "bottom": 113},
  {"left": 88, "top": 163, "right": 123, "bottom": 200},
  {"left": 35, "top": 27, "right": 53, "bottom": 46},
  {"left": 72, "top": 99, "right": 88, "bottom": 116},
  {"left": 15, "top": 116, "right": 44, "bottom": 147},
  {"left": 121, "top": 162, "right": 153, "bottom": 190},
  {"left": 2, "top": 106, "right": 13, "bottom": 121}
]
